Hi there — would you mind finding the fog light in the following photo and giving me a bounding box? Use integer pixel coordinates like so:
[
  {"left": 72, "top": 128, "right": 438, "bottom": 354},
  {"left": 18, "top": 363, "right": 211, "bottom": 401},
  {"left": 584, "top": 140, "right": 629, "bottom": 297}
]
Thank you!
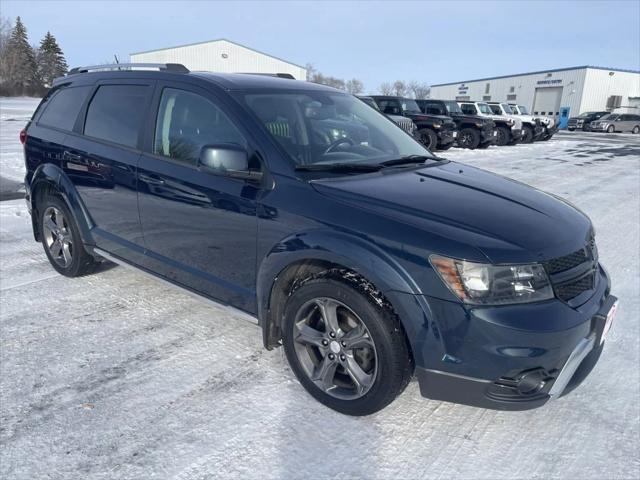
[{"left": 516, "top": 370, "right": 547, "bottom": 395}]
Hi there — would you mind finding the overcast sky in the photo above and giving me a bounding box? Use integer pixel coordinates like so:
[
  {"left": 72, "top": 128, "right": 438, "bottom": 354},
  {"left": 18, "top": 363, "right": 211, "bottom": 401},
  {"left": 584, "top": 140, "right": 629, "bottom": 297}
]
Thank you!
[{"left": 4, "top": 0, "right": 639, "bottom": 93}]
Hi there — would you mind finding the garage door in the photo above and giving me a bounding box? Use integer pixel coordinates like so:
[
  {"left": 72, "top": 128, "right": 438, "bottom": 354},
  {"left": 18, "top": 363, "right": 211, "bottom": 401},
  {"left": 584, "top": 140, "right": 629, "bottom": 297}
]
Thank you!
[{"left": 533, "top": 87, "right": 563, "bottom": 119}]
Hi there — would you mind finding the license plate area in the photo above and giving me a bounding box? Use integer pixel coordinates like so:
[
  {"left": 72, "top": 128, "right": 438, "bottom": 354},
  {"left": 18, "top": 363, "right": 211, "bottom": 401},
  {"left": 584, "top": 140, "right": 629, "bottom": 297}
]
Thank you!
[{"left": 592, "top": 296, "right": 618, "bottom": 346}]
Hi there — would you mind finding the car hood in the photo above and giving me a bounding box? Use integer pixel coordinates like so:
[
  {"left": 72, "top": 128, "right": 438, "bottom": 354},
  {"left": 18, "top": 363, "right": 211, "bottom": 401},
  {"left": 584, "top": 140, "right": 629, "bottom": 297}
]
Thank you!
[
  {"left": 408, "top": 113, "right": 454, "bottom": 123},
  {"left": 311, "top": 162, "right": 591, "bottom": 263},
  {"left": 450, "top": 113, "right": 490, "bottom": 124}
]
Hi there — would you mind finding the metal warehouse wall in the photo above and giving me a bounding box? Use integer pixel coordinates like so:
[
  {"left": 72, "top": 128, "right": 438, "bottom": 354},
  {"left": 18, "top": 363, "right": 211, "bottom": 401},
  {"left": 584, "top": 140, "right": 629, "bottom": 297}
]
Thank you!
[
  {"left": 130, "top": 39, "right": 307, "bottom": 80},
  {"left": 429, "top": 68, "right": 590, "bottom": 118},
  {"left": 580, "top": 69, "right": 640, "bottom": 113}
]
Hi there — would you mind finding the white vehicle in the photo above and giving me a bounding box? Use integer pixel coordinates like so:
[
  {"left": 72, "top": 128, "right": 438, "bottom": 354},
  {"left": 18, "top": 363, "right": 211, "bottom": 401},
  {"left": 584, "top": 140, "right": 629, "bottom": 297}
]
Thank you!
[
  {"left": 508, "top": 104, "right": 556, "bottom": 142},
  {"left": 459, "top": 101, "right": 522, "bottom": 146}
]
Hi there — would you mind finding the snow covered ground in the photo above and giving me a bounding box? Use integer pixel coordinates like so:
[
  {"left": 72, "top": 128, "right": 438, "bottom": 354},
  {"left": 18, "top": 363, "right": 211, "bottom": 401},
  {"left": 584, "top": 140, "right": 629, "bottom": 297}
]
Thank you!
[{"left": 1, "top": 97, "right": 639, "bottom": 479}]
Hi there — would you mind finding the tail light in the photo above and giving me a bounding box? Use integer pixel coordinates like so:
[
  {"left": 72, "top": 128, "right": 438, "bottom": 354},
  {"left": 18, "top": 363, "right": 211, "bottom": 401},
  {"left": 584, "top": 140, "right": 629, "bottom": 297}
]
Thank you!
[{"left": 19, "top": 129, "right": 27, "bottom": 145}]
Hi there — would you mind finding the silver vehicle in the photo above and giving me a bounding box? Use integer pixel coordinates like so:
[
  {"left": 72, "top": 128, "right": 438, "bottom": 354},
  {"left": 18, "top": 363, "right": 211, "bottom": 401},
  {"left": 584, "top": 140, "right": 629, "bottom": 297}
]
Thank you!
[
  {"left": 590, "top": 113, "right": 640, "bottom": 133},
  {"left": 458, "top": 101, "right": 521, "bottom": 146}
]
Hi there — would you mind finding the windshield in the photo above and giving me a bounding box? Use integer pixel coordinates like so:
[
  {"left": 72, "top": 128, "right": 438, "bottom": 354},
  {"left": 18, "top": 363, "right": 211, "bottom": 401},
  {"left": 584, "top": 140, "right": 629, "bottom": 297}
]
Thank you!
[
  {"left": 518, "top": 105, "right": 530, "bottom": 114},
  {"left": 478, "top": 103, "right": 493, "bottom": 114},
  {"left": 488, "top": 104, "right": 502, "bottom": 115},
  {"left": 443, "top": 100, "right": 463, "bottom": 114},
  {"left": 401, "top": 99, "right": 422, "bottom": 114},
  {"left": 360, "top": 97, "right": 380, "bottom": 111},
  {"left": 243, "top": 91, "right": 434, "bottom": 167},
  {"left": 599, "top": 114, "right": 619, "bottom": 121},
  {"left": 501, "top": 103, "right": 513, "bottom": 114}
]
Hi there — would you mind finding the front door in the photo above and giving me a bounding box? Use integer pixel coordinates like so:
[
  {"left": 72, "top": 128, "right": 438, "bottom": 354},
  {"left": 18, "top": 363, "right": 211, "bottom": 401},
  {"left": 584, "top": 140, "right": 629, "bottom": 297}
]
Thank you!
[{"left": 137, "top": 84, "right": 259, "bottom": 312}]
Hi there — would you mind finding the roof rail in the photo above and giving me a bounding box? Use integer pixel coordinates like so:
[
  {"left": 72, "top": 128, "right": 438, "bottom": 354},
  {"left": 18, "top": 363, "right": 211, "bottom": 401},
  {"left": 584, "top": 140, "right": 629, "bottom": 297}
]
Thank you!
[
  {"left": 239, "top": 72, "right": 297, "bottom": 80},
  {"left": 68, "top": 63, "right": 190, "bottom": 75}
]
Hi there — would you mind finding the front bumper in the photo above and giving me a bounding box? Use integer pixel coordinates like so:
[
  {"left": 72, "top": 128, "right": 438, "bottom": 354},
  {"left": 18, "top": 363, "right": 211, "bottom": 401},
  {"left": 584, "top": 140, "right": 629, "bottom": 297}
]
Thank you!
[
  {"left": 437, "top": 127, "right": 457, "bottom": 146},
  {"left": 413, "top": 265, "right": 614, "bottom": 410}
]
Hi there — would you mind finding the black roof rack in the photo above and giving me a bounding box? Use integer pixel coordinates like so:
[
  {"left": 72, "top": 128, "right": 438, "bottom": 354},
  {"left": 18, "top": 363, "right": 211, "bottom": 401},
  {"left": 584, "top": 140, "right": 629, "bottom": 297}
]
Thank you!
[
  {"left": 68, "top": 63, "right": 189, "bottom": 75},
  {"left": 239, "top": 72, "right": 296, "bottom": 80}
]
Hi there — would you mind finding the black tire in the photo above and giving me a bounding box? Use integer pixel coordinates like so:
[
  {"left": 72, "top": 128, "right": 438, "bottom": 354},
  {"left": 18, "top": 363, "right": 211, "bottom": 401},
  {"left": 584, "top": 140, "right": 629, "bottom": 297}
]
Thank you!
[
  {"left": 495, "top": 126, "right": 510, "bottom": 146},
  {"left": 418, "top": 128, "right": 438, "bottom": 151},
  {"left": 477, "top": 142, "right": 490, "bottom": 149},
  {"left": 39, "top": 194, "right": 98, "bottom": 277},
  {"left": 607, "top": 125, "right": 615, "bottom": 133},
  {"left": 457, "top": 128, "right": 480, "bottom": 149},
  {"left": 521, "top": 125, "right": 534, "bottom": 143},
  {"left": 282, "top": 274, "right": 412, "bottom": 416},
  {"left": 438, "top": 143, "right": 453, "bottom": 151},
  {"left": 567, "top": 128, "right": 575, "bottom": 132},
  {"left": 632, "top": 125, "right": 640, "bottom": 134}
]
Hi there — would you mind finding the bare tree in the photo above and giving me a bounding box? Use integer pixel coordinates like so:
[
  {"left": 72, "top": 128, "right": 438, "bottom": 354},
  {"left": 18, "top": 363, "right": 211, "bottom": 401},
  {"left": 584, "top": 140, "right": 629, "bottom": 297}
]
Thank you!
[
  {"left": 378, "top": 82, "right": 393, "bottom": 95},
  {"left": 408, "top": 80, "right": 430, "bottom": 99},
  {"left": 393, "top": 80, "right": 407, "bottom": 97},
  {"left": 304, "top": 62, "right": 351, "bottom": 91},
  {"left": 346, "top": 78, "right": 364, "bottom": 95},
  {"left": 0, "top": 16, "right": 11, "bottom": 58}
]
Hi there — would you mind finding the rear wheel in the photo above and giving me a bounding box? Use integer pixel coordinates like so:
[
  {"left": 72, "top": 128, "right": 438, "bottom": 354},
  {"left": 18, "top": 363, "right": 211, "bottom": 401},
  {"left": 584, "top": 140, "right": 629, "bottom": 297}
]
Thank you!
[
  {"left": 457, "top": 128, "right": 480, "bottom": 149},
  {"left": 418, "top": 128, "right": 438, "bottom": 150},
  {"left": 282, "top": 275, "right": 412, "bottom": 416},
  {"left": 495, "top": 126, "right": 510, "bottom": 146},
  {"left": 607, "top": 125, "right": 615, "bottom": 133},
  {"left": 632, "top": 125, "right": 640, "bottom": 134},
  {"left": 521, "top": 125, "right": 534, "bottom": 143},
  {"left": 39, "top": 194, "right": 98, "bottom": 277}
]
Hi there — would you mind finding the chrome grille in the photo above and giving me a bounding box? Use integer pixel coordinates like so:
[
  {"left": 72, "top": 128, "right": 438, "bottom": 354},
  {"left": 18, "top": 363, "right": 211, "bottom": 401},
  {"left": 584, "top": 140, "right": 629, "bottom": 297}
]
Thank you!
[{"left": 396, "top": 118, "right": 416, "bottom": 135}]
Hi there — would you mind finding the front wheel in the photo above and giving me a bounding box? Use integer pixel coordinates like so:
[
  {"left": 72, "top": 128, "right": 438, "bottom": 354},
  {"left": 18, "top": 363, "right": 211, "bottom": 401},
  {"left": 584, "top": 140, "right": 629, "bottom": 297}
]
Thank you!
[
  {"left": 521, "top": 125, "right": 534, "bottom": 143},
  {"left": 495, "top": 126, "right": 510, "bottom": 146},
  {"left": 607, "top": 125, "right": 615, "bottom": 133},
  {"left": 39, "top": 194, "right": 98, "bottom": 277},
  {"left": 418, "top": 128, "right": 438, "bottom": 150},
  {"left": 282, "top": 275, "right": 412, "bottom": 416},
  {"left": 457, "top": 128, "right": 481, "bottom": 149},
  {"left": 632, "top": 125, "right": 640, "bottom": 134},
  {"left": 568, "top": 128, "right": 575, "bottom": 132}
]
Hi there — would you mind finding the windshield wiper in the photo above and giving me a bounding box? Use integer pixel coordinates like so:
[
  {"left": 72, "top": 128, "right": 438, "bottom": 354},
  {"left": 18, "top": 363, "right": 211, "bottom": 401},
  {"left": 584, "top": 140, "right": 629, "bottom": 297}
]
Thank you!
[
  {"left": 379, "top": 155, "right": 443, "bottom": 168},
  {"left": 295, "top": 163, "right": 382, "bottom": 173}
]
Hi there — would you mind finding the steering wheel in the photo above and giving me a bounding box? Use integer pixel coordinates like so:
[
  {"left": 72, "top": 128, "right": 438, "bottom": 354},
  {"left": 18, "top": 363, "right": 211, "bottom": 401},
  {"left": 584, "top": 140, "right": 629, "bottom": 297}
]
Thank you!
[{"left": 324, "top": 137, "right": 355, "bottom": 154}]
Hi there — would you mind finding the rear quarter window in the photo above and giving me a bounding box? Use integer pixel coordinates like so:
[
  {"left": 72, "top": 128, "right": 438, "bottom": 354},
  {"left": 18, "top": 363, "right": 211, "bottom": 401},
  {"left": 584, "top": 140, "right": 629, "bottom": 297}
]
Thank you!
[
  {"left": 83, "top": 85, "right": 150, "bottom": 149},
  {"left": 37, "top": 85, "right": 92, "bottom": 131}
]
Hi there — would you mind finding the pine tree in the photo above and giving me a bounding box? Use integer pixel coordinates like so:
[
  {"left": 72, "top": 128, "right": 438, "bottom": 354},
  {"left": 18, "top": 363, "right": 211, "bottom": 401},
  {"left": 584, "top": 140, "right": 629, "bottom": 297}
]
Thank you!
[
  {"left": 1, "top": 17, "right": 40, "bottom": 95},
  {"left": 37, "top": 31, "right": 68, "bottom": 87}
]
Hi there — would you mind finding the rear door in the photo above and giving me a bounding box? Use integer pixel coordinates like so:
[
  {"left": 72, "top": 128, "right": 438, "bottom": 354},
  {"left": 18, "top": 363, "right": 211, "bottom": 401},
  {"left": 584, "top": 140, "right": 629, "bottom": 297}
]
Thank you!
[
  {"left": 63, "top": 80, "right": 154, "bottom": 262},
  {"left": 137, "top": 82, "right": 259, "bottom": 312}
]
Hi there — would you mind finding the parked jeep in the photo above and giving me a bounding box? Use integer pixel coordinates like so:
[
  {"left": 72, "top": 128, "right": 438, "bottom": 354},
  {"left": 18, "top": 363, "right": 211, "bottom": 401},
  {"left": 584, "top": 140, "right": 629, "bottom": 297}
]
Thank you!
[
  {"left": 23, "top": 64, "right": 617, "bottom": 416},
  {"left": 567, "top": 111, "right": 609, "bottom": 131},
  {"left": 370, "top": 96, "right": 457, "bottom": 150},
  {"left": 416, "top": 99, "right": 496, "bottom": 149},
  {"left": 359, "top": 96, "right": 417, "bottom": 137},
  {"left": 458, "top": 101, "right": 521, "bottom": 146},
  {"left": 507, "top": 104, "right": 545, "bottom": 143}
]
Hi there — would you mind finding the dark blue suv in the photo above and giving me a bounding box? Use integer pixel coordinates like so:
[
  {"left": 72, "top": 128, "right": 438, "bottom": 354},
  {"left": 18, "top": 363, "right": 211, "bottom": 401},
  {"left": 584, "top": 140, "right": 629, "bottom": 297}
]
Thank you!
[{"left": 22, "top": 64, "right": 617, "bottom": 416}]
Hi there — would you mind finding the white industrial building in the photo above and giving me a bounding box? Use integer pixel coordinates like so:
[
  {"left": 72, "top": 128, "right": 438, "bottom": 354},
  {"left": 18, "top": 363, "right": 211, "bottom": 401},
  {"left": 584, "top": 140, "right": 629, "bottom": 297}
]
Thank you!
[
  {"left": 130, "top": 38, "right": 307, "bottom": 80},
  {"left": 430, "top": 66, "right": 640, "bottom": 126}
]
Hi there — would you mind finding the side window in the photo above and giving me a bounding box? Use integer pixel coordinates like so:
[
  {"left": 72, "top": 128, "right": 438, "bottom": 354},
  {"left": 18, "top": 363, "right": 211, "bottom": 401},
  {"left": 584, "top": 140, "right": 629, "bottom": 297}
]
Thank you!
[
  {"left": 38, "top": 86, "right": 92, "bottom": 131},
  {"left": 425, "top": 103, "right": 445, "bottom": 115},
  {"left": 84, "top": 85, "right": 150, "bottom": 148},
  {"left": 460, "top": 104, "right": 476, "bottom": 115},
  {"left": 153, "top": 88, "right": 247, "bottom": 166}
]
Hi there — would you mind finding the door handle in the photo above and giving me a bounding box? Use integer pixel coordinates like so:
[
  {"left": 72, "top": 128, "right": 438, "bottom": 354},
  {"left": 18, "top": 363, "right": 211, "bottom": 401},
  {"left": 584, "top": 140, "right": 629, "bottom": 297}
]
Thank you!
[
  {"left": 63, "top": 151, "right": 82, "bottom": 162},
  {"left": 139, "top": 174, "right": 165, "bottom": 186}
]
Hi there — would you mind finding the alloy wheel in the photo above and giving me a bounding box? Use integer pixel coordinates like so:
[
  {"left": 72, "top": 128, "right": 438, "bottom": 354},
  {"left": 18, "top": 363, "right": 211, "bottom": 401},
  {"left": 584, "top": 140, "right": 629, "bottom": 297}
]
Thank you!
[
  {"left": 42, "top": 206, "right": 73, "bottom": 268},
  {"left": 292, "top": 297, "right": 378, "bottom": 400}
]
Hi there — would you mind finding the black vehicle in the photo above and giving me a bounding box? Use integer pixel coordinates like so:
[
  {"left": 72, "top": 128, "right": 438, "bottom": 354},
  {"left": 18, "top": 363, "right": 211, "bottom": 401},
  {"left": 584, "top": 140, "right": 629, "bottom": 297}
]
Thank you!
[
  {"left": 22, "top": 64, "right": 617, "bottom": 416},
  {"left": 370, "top": 96, "right": 457, "bottom": 150},
  {"left": 416, "top": 99, "right": 497, "bottom": 149},
  {"left": 359, "top": 96, "right": 417, "bottom": 136},
  {"left": 567, "top": 111, "right": 609, "bottom": 131}
]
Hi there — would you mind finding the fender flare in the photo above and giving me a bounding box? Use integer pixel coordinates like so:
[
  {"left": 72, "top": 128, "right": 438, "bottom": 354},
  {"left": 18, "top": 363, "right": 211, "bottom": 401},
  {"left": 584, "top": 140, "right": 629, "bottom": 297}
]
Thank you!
[
  {"left": 29, "top": 163, "right": 95, "bottom": 245},
  {"left": 256, "top": 229, "right": 436, "bottom": 352}
]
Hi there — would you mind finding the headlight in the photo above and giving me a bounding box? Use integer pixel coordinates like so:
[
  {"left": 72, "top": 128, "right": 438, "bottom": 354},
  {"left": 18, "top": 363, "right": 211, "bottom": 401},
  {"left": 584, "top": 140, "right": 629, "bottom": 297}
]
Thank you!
[
  {"left": 475, "top": 122, "right": 484, "bottom": 128},
  {"left": 433, "top": 122, "right": 442, "bottom": 128},
  {"left": 430, "top": 255, "right": 554, "bottom": 305},
  {"left": 507, "top": 118, "right": 515, "bottom": 126}
]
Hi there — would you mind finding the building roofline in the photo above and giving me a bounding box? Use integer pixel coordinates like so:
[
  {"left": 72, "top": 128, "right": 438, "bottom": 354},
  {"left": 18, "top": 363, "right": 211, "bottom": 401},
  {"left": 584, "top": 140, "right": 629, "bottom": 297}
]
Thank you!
[
  {"left": 431, "top": 65, "right": 640, "bottom": 87},
  {"left": 130, "top": 38, "right": 307, "bottom": 70}
]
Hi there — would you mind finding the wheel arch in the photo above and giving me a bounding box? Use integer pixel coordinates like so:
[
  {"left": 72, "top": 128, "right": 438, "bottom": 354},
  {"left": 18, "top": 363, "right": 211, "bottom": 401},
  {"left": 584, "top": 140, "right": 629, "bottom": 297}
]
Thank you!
[
  {"left": 256, "top": 230, "right": 424, "bottom": 355},
  {"left": 29, "top": 163, "right": 95, "bottom": 245}
]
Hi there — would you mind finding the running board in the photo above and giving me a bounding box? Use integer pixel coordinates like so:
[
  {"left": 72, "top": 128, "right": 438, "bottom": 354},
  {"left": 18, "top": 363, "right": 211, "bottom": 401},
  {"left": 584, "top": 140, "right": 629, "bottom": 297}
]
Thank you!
[{"left": 93, "top": 248, "right": 259, "bottom": 326}]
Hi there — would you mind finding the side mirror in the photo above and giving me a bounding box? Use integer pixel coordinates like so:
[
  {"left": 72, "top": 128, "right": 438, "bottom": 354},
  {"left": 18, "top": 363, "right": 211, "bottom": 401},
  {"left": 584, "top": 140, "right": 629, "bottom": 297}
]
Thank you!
[
  {"left": 384, "top": 106, "right": 400, "bottom": 115},
  {"left": 199, "top": 144, "right": 262, "bottom": 181}
]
